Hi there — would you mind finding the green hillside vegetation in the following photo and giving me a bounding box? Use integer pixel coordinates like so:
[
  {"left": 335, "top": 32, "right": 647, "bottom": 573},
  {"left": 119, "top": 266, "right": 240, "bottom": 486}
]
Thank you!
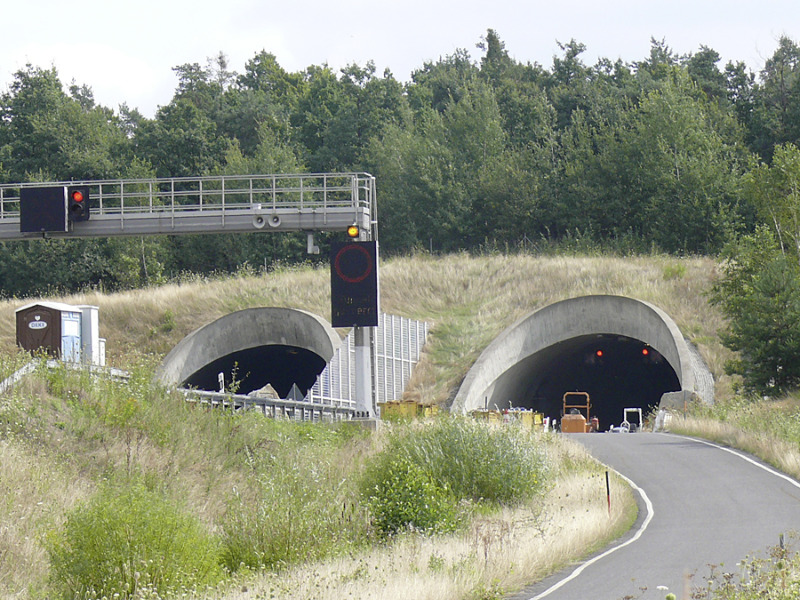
[
  {"left": 4, "top": 26, "right": 800, "bottom": 599},
  {"left": 1, "top": 32, "right": 800, "bottom": 297},
  {"left": 0, "top": 253, "right": 719, "bottom": 599}
]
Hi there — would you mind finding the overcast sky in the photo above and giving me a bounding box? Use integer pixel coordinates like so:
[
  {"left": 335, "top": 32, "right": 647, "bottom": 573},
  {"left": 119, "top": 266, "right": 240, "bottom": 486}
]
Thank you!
[{"left": 2, "top": 0, "right": 796, "bottom": 118}]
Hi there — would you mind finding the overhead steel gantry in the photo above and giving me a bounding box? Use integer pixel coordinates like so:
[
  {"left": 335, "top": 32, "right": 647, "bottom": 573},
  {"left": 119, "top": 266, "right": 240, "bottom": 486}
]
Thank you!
[
  {"left": 0, "top": 172, "right": 381, "bottom": 419},
  {"left": 0, "top": 173, "right": 376, "bottom": 242}
]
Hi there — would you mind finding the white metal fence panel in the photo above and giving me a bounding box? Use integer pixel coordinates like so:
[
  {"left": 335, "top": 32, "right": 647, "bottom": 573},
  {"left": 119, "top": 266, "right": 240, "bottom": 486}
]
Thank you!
[
  {"left": 306, "top": 313, "right": 429, "bottom": 408},
  {"left": 375, "top": 313, "right": 429, "bottom": 405},
  {"left": 308, "top": 332, "right": 356, "bottom": 407}
]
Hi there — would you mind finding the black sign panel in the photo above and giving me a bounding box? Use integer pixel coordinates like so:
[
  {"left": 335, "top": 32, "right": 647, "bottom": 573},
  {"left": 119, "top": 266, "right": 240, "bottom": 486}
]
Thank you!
[
  {"left": 20, "top": 187, "right": 68, "bottom": 233},
  {"left": 330, "top": 240, "right": 379, "bottom": 327}
]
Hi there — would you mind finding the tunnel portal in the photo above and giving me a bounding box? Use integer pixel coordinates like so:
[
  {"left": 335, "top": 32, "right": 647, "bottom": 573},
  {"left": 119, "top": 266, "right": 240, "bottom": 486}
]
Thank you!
[
  {"left": 181, "top": 345, "right": 327, "bottom": 397},
  {"left": 157, "top": 307, "right": 340, "bottom": 399},
  {"left": 487, "top": 333, "right": 680, "bottom": 429},
  {"left": 452, "top": 295, "right": 712, "bottom": 426}
]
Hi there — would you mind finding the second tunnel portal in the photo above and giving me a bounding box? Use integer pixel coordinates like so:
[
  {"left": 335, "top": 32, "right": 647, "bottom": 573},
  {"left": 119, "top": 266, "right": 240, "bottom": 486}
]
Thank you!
[{"left": 451, "top": 295, "right": 712, "bottom": 429}]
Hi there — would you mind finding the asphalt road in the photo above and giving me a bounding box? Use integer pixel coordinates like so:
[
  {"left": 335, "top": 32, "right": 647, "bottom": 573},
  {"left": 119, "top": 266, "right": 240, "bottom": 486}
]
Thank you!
[{"left": 510, "top": 432, "right": 800, "bottom": 600}]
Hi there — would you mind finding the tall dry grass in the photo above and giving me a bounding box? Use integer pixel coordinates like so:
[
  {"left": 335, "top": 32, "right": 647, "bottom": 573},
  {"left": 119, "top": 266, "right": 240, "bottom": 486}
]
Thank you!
[
  {"left": 212, "top": 436, "right": 635, "bottom": 600},
  {"left": 0, "top": 254, "right": 730, "bottom": 403},
  {"left": 669, "top": 397, "right": 800, "bottom": 482},
  {"left": 0, "top": 436, "right": 91, "bottom": 596}
]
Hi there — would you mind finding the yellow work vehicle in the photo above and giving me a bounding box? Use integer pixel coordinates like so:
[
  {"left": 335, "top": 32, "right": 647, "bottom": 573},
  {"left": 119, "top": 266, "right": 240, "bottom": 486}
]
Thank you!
[{"left": 560, "top": 392, "right": 599, "bottom": 433}]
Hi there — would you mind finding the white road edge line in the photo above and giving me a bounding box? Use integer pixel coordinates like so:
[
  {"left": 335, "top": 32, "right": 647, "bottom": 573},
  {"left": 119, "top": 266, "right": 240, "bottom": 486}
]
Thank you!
[
  {"left": 527, "top": 466, "right": 655, "bottom": 600},
  {"left": 529, "top": 434, "right": 800, "bottom": 599},
  {"left": 674, "top": 434, "right": 800, "bottom": 491}
]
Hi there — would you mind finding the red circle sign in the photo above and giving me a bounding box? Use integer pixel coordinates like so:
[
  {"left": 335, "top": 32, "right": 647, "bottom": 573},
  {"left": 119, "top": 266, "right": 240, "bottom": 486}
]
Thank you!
[{"left": 334, "top": 244, "right": 373, "bottom": 283}]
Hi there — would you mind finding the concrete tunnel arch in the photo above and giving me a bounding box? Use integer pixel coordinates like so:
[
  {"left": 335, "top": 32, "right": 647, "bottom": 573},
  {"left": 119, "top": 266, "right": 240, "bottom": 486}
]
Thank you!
[
  {"left": 157, "top": 307, "right": 340, "bottom": 397},
  {"left": 451, "top": 295, "right": 713, "bottom": 428}
]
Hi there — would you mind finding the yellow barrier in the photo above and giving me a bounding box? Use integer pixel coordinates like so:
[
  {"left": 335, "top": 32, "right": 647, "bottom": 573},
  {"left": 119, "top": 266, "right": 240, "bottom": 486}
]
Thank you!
[
  {"left": 470, "top": 409, "right": 545, "bottom": 431},
  {"left": 379, "top": 400, "right": 441, "bottom": 420}
]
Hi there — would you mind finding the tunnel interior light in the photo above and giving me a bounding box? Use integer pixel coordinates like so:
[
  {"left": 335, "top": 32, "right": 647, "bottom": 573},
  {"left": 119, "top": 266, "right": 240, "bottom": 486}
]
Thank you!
[
  {"left": 642, "top": 347, "right": 650, "bottom": 356},
  {"left": 595, "top": 349, "right": 604, "bottom": 358}
]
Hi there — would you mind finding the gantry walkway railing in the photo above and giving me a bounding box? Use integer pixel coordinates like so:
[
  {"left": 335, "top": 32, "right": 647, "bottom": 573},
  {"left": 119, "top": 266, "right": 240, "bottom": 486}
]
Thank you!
[{"left": 0, "top": 173, "right": 376, "bottom": 240}]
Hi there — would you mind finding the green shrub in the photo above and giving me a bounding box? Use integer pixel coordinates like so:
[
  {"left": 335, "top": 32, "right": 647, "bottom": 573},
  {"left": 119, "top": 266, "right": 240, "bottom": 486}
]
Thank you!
[
  {"left": 361, "top": 418, "right": 549, "bottom": 537},
  {"left": 362, "top": 454, "right": 459, "bottom": 536},
  {"left": 662, "top": 262, "right": 686, "bottom": 280},
  {"left": 401, "top": 417, "right": 548, "bottom": 504},
  {"left": 46, "top": 481, "right": 223, "bottom": 599},
  {"left": 699, "top": 542, "right": 800, "bottom": 599}
]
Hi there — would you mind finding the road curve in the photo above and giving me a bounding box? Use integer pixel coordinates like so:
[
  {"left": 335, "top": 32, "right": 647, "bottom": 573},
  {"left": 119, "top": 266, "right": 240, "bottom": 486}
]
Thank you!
[{"left": 510, "top": 433, "right": 800, "bottom": 600}]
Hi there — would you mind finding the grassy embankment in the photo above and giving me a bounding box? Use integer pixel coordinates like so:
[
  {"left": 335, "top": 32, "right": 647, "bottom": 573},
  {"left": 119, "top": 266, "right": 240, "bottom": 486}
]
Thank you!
[
  {"left": 671, "top": 396, "right": 800, "bottom": 485},
  {"left": 0, "top": 253, "right": 729, "bottom": 599}
]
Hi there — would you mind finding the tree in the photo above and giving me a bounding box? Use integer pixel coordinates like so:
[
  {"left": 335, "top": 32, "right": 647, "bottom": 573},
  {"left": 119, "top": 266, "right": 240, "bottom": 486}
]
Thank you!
[
  {"left": 476, "top": 29, "right": 555, "bottom": 150},
  {"left": 0, "top": 238, "right": 117, "bottom": 296},
  {"left": 221, "top": 123, "right": 303, "bottom": 175},
  {"left": 686, "top": 46, "right": 727, "bottom": 103},
  {"left": 238, "top": 51, "right": 302, "bottom": 103},
  {"left": 0, "top": 65, "right": 132, "bottom": 182},
  {"left": 0, "top": 65, "right": 65, "bottom": 181},
  {"left": 547, "top": 39, "right": 592, "bottom": 129},
  {"left": 554, "top": 74, "right": 746, "bottom": 253},
  {"left": 225, "top": 51, "right": 302, "bottom": 155},
  {"left": 290, "top": 64, "right": 346, "bottom": 171},
  {"left": 750, "top": 36, "right": 800, "bottom": 158},
  {"left": 134, "top": 98, "right": 231, "bottom": 177},
  {"left": 711, "top": 227, "right": 800, "bottom": 396},
  {"left": 478, "top": 29, "right": 512, "bottom": 85},
  {"left": 634, "top": 38, "right": 685, "bottom": 83},
  {"left": 628, "top": 78, "right": 745, "bottom": 252},
  {"left": 725, "top": 61, "right": 756, "bottom": 141},
  {"left": 407, "top": 49, "right": 479, "bottom": 114},
  {"left": 369, "top": 79, "right": 511, "bottom": 253},
  {"left": 742, "top": 143, "right": 800, "bottom": 262},
  {"left": 328, "top": 62, "right": 409, "bottom": 170}
]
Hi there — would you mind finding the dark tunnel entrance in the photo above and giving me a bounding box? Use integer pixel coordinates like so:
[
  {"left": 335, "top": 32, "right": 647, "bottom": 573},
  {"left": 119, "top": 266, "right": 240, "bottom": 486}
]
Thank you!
[
  {"left": 182, "top": 345, "right": 327, "bottom": 398},
  {"left": 491, "top": 334, "right": 681, "bottom": 430}
]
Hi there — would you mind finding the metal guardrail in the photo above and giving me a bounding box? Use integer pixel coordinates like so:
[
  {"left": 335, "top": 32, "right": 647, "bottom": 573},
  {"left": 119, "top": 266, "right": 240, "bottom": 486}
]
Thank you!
[
  {"left": 182, "top": 388, "right": 356, "bottom": 422},
  {"left": 0, "top": 173, "right": 376, "bottom": 240},
  {"left": 0, "top": 359, "right": 129, "bottom": 395}
]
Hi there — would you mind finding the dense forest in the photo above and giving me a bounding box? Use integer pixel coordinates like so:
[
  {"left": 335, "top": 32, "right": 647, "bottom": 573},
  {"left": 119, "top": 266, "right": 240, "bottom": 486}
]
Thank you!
[{"left": 1, "top": 30, "right": 800, "bottom": 297}]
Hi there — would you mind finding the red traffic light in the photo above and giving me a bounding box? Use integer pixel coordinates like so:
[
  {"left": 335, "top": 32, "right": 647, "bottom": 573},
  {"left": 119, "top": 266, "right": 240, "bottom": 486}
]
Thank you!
[{"left": 67, "top": 185, "right": 90, "bottom": 221}]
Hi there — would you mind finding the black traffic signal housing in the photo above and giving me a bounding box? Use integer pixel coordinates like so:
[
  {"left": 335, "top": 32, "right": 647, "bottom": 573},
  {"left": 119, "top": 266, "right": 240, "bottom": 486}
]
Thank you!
[
  {"left": 67, "top": 185, "right": 90, "bottom": 221},
  {"left": 330, "top": 240, "right": 379, "bottom": 327}
]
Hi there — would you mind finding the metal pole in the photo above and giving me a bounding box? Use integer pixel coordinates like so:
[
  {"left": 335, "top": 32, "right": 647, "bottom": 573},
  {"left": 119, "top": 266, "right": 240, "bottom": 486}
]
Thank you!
[{"left": 354, "top": 326, "right": 372, "bottom": 417}]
